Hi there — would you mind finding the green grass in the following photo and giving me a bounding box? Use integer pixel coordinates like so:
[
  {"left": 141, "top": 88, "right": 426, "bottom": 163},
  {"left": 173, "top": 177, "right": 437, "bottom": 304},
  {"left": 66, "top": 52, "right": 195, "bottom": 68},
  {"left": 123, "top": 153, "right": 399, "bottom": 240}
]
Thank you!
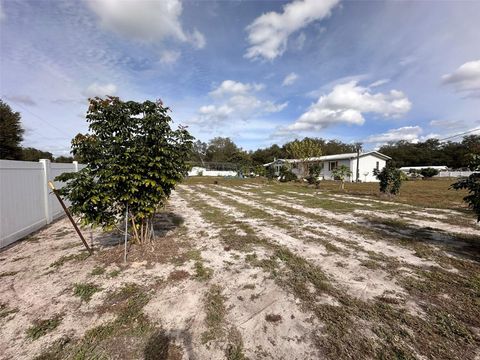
[
  {"left": 27, "top": 315, "right": 63, "bottom": 340},
  {"left": 73, "top": 283, "right": 102, "bottom": 302},
  {"left": 90, "top": 266, "right": 106, "bottom": 276},
  {"left": 49, "top": 251, "right": 90, "bottom": 268},
  {"left": 0, "top": 303, "right": 18, "bottom": 319},
  {"left": 193, "top": 260, "right": 213, "bottom": 281},
  {"left": 201, "top": 285, "right": 226, "bottom": 344}
]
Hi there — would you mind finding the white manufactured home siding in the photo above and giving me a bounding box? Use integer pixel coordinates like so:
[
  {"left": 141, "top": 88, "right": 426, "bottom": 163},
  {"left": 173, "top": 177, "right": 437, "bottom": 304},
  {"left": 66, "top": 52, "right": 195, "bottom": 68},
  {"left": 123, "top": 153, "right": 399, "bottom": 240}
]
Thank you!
[
  {"left": 321, "top": 159, "right": 351, "bottom": 180},
  {"left": 358, "top": 156, "right": 386, "bottom": 182}
]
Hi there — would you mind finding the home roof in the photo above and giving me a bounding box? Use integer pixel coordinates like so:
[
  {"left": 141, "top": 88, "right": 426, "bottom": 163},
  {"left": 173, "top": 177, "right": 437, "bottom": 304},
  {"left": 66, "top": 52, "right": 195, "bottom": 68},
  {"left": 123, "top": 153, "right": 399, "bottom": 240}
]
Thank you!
[{"left": 263, "top": 151, "right": 391, "bottom": 166}]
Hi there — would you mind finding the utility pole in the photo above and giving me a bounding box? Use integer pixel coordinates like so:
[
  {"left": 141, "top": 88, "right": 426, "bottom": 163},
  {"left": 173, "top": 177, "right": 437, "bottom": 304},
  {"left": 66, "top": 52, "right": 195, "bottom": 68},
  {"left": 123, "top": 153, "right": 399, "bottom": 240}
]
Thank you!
[{"left": 355, "top": 143, "right": 362, "bottom": 182}]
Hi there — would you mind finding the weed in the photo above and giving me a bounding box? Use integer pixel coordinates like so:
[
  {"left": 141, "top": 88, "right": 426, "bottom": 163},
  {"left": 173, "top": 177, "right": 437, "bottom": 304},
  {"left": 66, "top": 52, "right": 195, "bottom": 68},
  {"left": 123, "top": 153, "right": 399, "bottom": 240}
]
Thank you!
[
  {"left": 193, "top": 261, "right": 213, "bottom": 281},
  {"left": 73, "top": 283, "right": 102, "bottom": 302},
  {"left": 49, "top": 251, "right": 90, "bottom": 268},
  {"left": 27, "top": 315, "right": 63, "bottom": 340},
  {"left": 201, "top": 285, "right": 226, "bottom": 344},
  {"left": 91, "top": 266, "right": 106, "bottom": 276},
  {"left": 108, "top": 269, "right": 121, "bottom": 278}
]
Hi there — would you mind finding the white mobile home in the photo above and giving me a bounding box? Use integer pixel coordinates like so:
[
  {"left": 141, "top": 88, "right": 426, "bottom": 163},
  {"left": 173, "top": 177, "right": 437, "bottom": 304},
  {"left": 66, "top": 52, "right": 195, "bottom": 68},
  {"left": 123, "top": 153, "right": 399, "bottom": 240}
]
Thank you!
[{"left": 264, "top": 151, "right": 391, "bottom": 182}]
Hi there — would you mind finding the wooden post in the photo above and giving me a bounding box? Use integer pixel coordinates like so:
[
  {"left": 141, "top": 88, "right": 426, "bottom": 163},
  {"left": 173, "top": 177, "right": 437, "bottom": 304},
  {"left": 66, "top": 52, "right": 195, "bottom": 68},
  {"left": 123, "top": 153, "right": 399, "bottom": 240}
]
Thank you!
[{"left": 47, "top": 181, "right": 93, "bottom": 255}]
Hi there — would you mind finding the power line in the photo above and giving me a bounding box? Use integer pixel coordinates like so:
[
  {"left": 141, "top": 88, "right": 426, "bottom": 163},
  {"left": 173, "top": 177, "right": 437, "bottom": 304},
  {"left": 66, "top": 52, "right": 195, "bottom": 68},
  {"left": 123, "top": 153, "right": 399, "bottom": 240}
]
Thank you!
[
  {"left": 13, "top": 102, "right": 71, "bottom": 138},
  {"left": 438, "top": 127, "right": 480, "bottom": 142}
]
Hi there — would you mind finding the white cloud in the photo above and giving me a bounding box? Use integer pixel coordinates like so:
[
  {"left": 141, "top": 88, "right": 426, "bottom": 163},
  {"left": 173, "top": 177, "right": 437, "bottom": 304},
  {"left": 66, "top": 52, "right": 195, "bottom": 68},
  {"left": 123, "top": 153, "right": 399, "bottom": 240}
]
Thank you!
[
  {"left": 209, "top": 80, "right": 265, "bottom": 97},
  {"left": 160, "top": 50, "right": 181, "bottom": 65},
  {"left": 442, "top": 60, "right": 480, "bottom": 95},
  {"left": 83, "top": 83, "right": 117, "bottom": 98},
  {"left": 363, "top": 126, "right": 423, "bottom": 143},
  {"left": 189, "top": 29, "right": 206, "bottom": 49},
  {"left": 245, "top": 0, "right": 340, "bottom": 60},
  {"left": 86, "top": 0, "right": 205, "bottom": 47},
  {"left": 4, "top": 95, "right": 36, "bottom": 106},
  {"left": 285, "top": 80, "right": 411, "bottom": 132},
  {"left": 282, "top": 72, "right": 299, "bottom": 86},
  {"left": 195, "top": 80, "right": 287, "bottom": 125},
  {"left": 369, "top": 79, "right": 390, "bottom": 88}
]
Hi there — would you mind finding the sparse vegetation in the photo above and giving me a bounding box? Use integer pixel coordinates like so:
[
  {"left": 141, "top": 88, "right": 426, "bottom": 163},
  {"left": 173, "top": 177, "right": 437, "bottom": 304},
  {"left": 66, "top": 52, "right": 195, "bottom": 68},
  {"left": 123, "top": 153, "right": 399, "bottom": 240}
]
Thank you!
[
  {"left": 26, "top": 315, "right": 62, "bottom": 340},
  {"left": 73, "top": 283, "right": 102, "bottom": 302}
]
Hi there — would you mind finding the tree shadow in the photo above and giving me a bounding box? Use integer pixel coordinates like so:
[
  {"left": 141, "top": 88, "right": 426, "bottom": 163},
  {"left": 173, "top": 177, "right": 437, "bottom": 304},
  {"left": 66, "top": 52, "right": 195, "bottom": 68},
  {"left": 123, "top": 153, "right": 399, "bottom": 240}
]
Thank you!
[
  {"left": 94, "top": 212, "right": 185, "bottom": 248},
  {"left": 359, "top": 217, "right": 480, "bottom": 262}
]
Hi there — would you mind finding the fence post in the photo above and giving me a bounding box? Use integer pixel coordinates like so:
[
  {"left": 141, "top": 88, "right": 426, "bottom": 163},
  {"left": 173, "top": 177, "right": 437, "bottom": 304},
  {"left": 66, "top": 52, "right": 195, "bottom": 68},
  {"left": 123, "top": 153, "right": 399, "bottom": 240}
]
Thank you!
[
  {"left": 73, "top": 161, "right": 79, "bottom": 172},
  {"left": 39, "top": 159, "right": 53, "bottom": 224}
]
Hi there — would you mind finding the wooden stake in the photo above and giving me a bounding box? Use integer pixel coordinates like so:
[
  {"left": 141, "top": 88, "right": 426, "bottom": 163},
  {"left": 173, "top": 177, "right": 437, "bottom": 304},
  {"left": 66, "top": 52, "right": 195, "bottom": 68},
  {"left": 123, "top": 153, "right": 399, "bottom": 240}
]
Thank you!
[{"left": 48, "top": 181, "right": 93, "bottom": 255}]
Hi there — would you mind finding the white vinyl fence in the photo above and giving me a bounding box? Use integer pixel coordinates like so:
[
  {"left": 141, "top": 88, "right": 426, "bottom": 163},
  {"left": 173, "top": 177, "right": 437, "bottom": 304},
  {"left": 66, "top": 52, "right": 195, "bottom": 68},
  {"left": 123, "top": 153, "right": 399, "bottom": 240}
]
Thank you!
[
  {"left": 437, "top": 170, "right": 478, "bottom": 177},
  {"left": 0, "top": 159, "right": 84, "bottom": 249}
]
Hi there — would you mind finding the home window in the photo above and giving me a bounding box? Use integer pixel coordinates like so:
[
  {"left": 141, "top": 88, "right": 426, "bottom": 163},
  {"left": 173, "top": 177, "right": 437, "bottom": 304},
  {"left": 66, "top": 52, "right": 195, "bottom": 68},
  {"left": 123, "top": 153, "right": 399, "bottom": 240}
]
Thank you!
[
  {"left": 329, "top": 161, "right": 338, "bottom": 171},
  {"left": 376, "top": 161, "right": 379, "bottom": 170}
]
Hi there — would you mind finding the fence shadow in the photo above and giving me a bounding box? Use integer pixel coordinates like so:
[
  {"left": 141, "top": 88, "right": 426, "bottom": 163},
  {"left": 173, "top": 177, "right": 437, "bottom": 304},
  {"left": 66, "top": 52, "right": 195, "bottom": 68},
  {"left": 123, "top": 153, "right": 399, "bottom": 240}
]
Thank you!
[{"left": 359, "top": 217, "right": 480, "bottom": 263}]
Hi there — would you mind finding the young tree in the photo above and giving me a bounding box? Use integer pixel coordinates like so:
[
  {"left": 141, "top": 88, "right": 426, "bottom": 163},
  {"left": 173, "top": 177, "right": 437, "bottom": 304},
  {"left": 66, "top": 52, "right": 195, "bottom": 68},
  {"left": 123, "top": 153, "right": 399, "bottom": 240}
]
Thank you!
[
  {"left": 306, "top": 163, "right": 322, "bottom": 187},
  {"left": 0, "top": 100, "right": 24, "bottom": 160},
  {"left": 57, "top": 97, "right": 193, "bottom": 244},
  {"left": 451, "top": 154, "right": 480, "bottom": 221},
  {"left": 286, "top": 138, "right": 322, "bottom": 178},
  {"left": 374, "top": 162, "right": 403, "bottom": 196},
  {"left": 331, "top": 164, "right": 352, "bottom": 190}
]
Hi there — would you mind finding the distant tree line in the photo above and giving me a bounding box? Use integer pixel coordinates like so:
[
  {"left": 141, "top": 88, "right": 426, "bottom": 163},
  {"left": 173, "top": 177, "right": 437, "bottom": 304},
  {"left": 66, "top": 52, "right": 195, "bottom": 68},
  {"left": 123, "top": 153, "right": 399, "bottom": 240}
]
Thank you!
[
  {"left": 379, "top": 137, "right": 479, "bottom": 169},
  {"left": 2, "top": 98, "right": 478, "bottom": 170}
]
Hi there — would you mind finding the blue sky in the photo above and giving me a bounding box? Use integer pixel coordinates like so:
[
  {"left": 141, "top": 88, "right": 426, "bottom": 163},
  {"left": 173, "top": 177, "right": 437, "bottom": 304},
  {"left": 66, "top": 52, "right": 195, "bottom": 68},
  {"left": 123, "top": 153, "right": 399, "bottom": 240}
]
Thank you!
[{"left": 1, "top": 0, "right": 479, "bottom": 155}]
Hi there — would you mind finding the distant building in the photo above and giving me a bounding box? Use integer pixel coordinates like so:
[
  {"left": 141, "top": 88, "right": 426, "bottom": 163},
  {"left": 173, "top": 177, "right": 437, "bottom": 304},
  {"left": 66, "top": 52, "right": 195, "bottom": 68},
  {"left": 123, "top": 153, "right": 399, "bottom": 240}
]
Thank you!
[
  {"left": 263, "top": 151, "right": 391, "bottom": 182},
  {"left": 399, "top": 166, "right": 448, "bottom": 172}
]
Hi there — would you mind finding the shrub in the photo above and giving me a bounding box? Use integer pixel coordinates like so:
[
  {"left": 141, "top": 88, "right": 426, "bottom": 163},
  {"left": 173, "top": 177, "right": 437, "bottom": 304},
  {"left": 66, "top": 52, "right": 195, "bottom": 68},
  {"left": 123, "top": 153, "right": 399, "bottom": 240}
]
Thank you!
[
  {"left": 279, "top": 165, "right": 297, "bottom": 182},
  {"left": 451, "top": 154, "right": 480, "bottom": 221},
  {"left": 331, "top": 165, "right": 352, "bottom": 190},
  {"left": 374, "top": 162, "right": 403, "bottom": 196},
  {"left": 420, "top": 167, "right": 440, "bottom": 178},
  {"left": 306, "top": 164, "right": 322, "bottom": 186}
]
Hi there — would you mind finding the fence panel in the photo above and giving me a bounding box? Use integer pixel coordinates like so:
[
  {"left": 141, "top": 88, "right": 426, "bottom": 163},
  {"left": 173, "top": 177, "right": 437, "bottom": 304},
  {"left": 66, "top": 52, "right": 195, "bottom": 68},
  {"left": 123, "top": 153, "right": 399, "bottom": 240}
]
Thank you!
[{"left": 0, "top": 159, "right": 82, "bottom": 249}]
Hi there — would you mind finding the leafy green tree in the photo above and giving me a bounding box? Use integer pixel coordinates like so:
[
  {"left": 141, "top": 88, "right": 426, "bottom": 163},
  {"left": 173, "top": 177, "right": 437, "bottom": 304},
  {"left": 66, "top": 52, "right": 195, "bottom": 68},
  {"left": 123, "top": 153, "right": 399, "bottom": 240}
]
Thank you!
[
  {"left": 331, "top": 164, "right": 352, "bottom": 190},
  {"left": 57, "top": 97, "right": 193, "bottom": 244},
  {"left": 451, "top": 155, "right": 480, "bottom": 221},
  {"left": 22, "top": 147, "right": 53, "bottom": 161},
  {"left": 0, "top": 100, "right": 24, "bottom": 160},
  {"left": 420, "top": 168, "right": 440, "bottom": 178},
  {"left": 374, "top": 162, "right": 403, "bottom": 196},
  {"left": 190, "top": 140, "right": 207, "bottom": 166},
  {"left": 286, "top": 138, "right": 323, "bottom": 178}
]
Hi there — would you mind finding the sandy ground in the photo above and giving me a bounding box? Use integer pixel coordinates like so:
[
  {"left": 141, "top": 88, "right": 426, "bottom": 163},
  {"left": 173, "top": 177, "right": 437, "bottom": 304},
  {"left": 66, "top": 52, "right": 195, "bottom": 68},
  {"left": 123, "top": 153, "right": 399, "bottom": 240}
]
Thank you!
[{"left": 0, "top": 181, "right": 479, "bottom": 359}]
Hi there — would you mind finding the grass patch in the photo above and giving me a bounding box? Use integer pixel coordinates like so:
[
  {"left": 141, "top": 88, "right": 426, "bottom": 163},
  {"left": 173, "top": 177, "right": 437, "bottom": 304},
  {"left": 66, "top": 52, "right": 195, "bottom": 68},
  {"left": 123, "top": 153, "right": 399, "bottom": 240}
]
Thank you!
[
  {"left": 27, "top": 315, "right": 63, "bottom": 340},
  {"left": 49, "top": 251, "right": 90, "bottom": 268},
  {"left": 193, "top": 260, "right": 213, "bottom": 281},
  {"left": 201, "top": 285, "right": 226, "bottom": 344},
  {"left": 90, "top": 266, "right": 106, "bottom": 276},
  {"left": 73, "top": 283, "right": 102, "bottom": 302},
  {"left": 108, "top": 269, "right": 121, "bottom": 278}
]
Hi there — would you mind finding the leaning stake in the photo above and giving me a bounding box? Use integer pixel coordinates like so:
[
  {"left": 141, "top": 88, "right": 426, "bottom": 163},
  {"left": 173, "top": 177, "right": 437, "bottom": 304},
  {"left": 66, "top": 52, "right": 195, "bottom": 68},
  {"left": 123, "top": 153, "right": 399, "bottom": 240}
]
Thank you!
[{"left": 47, "top": 181, "right": 93, "bottom": 255}]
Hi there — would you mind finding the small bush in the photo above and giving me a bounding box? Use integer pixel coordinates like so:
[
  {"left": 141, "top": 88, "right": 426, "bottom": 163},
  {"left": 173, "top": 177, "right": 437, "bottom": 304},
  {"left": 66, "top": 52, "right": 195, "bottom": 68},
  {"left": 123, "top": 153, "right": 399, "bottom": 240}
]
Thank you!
[
  {"left": 374, "top": 162, "right": 403, "bottom": 196},
  {"left": 420, "top": 167, "right": 440, "bottom": 178}
]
